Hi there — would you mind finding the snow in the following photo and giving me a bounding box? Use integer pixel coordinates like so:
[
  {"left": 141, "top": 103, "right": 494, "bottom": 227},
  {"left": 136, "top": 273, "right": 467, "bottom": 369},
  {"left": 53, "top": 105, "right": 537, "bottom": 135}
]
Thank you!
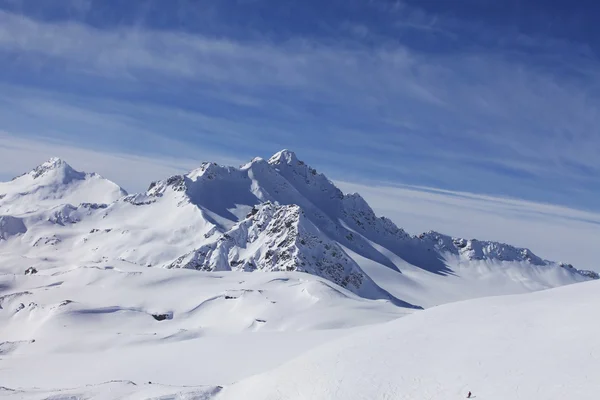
[
  {"left": 219, "top": 280, "right": 600, "bottom": 400},
  {"left": 0, "top": 262, "right": 408, "bottom": 392},
  {"left": 0, "top": 158, "right": 127, "bottom": 215},
  {"left": 0, "top": 153, "right": 597, "bottom": 399},
  {"left": 0, "top": 216, "right": 27, "bottom": 240},
  {"left": 0, "top": 381, "right": 223, "bottom": 400},
  {"left": 1, "top": 155, "right": 590, "bottom": 306},
  {"left": 344, "top": 241, "right": 590, "bottom": 308}
]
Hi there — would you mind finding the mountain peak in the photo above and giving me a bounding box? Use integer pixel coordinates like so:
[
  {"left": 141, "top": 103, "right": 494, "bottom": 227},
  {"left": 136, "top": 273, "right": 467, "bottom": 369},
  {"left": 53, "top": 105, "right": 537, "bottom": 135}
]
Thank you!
[
  {"left": 47, "top": 157, "right": 66, "bottom": 165},
  {"left": 41, "top": 157, "right": 69, "bottom": 169},
  {"left": 30, "top": 157, "right": 78, "bottom": 180},
  {"left": 1, "top": 158, "right": 127, "bottom": 214},
  {"left": 268, "top": 149, "right": 300, "bottom": 166},
  {"left": 418, "top": 231, "right": 549, "bottom": 266}
]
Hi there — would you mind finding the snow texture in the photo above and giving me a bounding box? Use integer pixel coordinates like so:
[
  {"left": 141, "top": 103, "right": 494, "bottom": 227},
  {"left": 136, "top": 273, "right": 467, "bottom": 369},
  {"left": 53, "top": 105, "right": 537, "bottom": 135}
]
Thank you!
[
  {"left": 0, "top": 157, "right": 126, "bottom": 215},
  {"left": 219, "top": 279, "right": 600, "bottom": 400},
  {"left": 0, "top": 152, "right": 596, "bottom": 399}
]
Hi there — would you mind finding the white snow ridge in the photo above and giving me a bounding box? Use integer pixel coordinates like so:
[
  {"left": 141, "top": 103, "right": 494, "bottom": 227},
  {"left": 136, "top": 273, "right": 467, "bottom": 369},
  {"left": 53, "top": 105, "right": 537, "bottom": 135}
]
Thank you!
[{"left": 0, "top": 151, "right": 597, "bottom": 399}]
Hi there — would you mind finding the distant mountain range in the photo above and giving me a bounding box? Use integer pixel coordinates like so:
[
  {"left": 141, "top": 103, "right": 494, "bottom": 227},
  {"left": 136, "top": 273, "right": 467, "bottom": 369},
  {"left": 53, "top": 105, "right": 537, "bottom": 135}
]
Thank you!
[{"left": 0, "top": 150, "right": 595, "bottom": 308}]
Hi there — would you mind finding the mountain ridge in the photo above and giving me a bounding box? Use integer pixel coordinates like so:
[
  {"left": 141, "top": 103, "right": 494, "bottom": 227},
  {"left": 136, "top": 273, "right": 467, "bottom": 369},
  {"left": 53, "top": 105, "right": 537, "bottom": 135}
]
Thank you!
[{"left": 0, "top": 152, "right": 595, "bottom": 309}]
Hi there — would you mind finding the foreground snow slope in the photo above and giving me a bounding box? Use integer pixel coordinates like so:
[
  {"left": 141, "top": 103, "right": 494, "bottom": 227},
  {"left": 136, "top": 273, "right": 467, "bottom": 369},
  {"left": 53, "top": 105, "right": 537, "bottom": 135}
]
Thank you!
[
  {"left": 220, "top": 279, "right": 600, "bottom": 400},
  {"left": 0, "top": 382, "right": 223, "bottom": 400}
]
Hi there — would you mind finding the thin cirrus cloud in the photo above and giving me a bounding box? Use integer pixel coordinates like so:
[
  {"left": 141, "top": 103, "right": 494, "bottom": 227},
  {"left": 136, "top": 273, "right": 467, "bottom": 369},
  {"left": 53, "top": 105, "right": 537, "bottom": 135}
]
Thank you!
[
  {"left": 0, "top": 131, "right": 243, "bottom": 191},
  {"left": 0, "top": 5, "right": 598, "bottom": 208}
]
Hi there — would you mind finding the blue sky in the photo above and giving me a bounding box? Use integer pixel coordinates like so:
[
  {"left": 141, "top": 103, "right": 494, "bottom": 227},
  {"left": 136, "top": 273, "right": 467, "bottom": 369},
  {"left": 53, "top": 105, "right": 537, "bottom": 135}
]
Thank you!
[{"left": 0, "top": 0, "right": 598, "bottom": 212}]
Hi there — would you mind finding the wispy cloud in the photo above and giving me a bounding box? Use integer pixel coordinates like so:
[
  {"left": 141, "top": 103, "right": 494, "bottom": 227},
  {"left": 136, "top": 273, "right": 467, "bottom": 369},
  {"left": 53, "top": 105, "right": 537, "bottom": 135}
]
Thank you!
[
  {"left": 0, "top": 5, "right": 598, "bottom": 210},
  {"left": 0, "top": 131, "right": 243, "bottom": 192}
]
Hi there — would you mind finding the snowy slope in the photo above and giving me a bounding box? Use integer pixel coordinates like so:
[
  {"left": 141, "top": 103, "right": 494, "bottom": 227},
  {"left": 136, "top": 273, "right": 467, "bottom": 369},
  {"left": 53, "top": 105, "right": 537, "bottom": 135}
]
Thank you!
[
  {"left": 0, "top": 158, "right": 127, "bottom": 215},
  {"left": 0, "top": 382, "right": 223, "bottom": 400},
  {"left": 219, "top": 279, "right": 600, "bottom": 400},
  {"left": 167, "top": 202, "right": 414, "bottom": 306},
  {"left": 0, "top": 261, "right": 409, "bottom": 392},
  {"left": 0, "top": 151, "right": 597, "bottom": 399}
]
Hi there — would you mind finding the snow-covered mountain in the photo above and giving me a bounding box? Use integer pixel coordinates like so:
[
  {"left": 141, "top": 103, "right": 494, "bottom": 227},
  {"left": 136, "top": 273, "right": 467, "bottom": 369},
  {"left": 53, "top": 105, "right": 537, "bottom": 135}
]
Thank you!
[
  {"left": 0, "top": 157, "right": 127, "bottom": 215},
  {"left": 1, "top": 150, "right": 598, "bottom": 399},
  {"left": 0, "top": 151, "right": 594, "bottom": 308}
]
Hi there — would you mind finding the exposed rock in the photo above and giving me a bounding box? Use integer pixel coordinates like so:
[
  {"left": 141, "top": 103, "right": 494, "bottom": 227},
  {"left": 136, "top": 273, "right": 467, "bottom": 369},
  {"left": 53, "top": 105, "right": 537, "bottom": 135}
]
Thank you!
[{"left": 151, "top": 313, "right": 172, "bottom": 321}]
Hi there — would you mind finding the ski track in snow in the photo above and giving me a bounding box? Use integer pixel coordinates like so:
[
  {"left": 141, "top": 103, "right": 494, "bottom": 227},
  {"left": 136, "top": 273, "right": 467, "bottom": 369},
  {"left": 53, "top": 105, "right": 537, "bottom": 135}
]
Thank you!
[{"left": 0, "top": 151, "right": 596, "bottom": 399}]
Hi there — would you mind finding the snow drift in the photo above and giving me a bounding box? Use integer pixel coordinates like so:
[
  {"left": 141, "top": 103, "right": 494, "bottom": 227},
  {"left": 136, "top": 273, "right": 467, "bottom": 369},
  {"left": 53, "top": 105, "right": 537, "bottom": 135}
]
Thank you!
[{"left": 219, "top": 279, "right": 600, "bottom": 400}]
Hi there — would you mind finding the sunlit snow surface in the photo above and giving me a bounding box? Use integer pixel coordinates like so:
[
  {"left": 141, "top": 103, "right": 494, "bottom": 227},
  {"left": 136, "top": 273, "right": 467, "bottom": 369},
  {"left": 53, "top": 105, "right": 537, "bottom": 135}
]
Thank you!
[
  {"left": 0, "top": 264, "right": 407, "bottom": 391},
  {"left": 0, "top": 151, "right": 595, "bottom": 399},
  {"left": 220, "top": 280, "right": 600, "bottom": 400}
]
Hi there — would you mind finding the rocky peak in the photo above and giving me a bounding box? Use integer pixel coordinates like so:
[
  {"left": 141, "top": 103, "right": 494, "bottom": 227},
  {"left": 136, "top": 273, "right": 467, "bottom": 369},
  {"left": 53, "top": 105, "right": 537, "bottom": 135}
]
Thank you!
[
  {"left": 559, "top": 263, "right": 599, "bottom": 279},
  {"left": 147, "top": 174, "right": 187, "bottom": 197},
  {"left": 420, "top": 231, "right": 546, "bottom": 265},
  {"left": 29, "top": 158, "right": 83, "bottom": 182},
  {"left": 267, "top": 150, "right": 344, "bottom": 210},
  {"left": 188, "top": 162, "right": 241, "bottom": 182},
  {"left": 268, "top": 150, "right": 322, "bottom": 181},
  {"left": 36, "top": 157, "right": 68, "bottom": 170},
  {"left": 268, "top": 149, "right": 300, "bottom": 167},
  {"left": 166, "top": 201, "right": 389, "bottom": 299}
]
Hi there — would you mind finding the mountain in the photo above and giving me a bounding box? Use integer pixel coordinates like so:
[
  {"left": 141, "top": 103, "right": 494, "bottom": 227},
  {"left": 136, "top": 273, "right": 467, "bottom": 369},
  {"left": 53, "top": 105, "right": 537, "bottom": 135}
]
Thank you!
[
  {"left": 0, "top": 158, "right": 127, "bottom": 215},
  {"left": 0, "top": 151, "right": 595, "bottom": 308},
  {"left": 0, "top": 151, "right": 597, "bottom": 399}
]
